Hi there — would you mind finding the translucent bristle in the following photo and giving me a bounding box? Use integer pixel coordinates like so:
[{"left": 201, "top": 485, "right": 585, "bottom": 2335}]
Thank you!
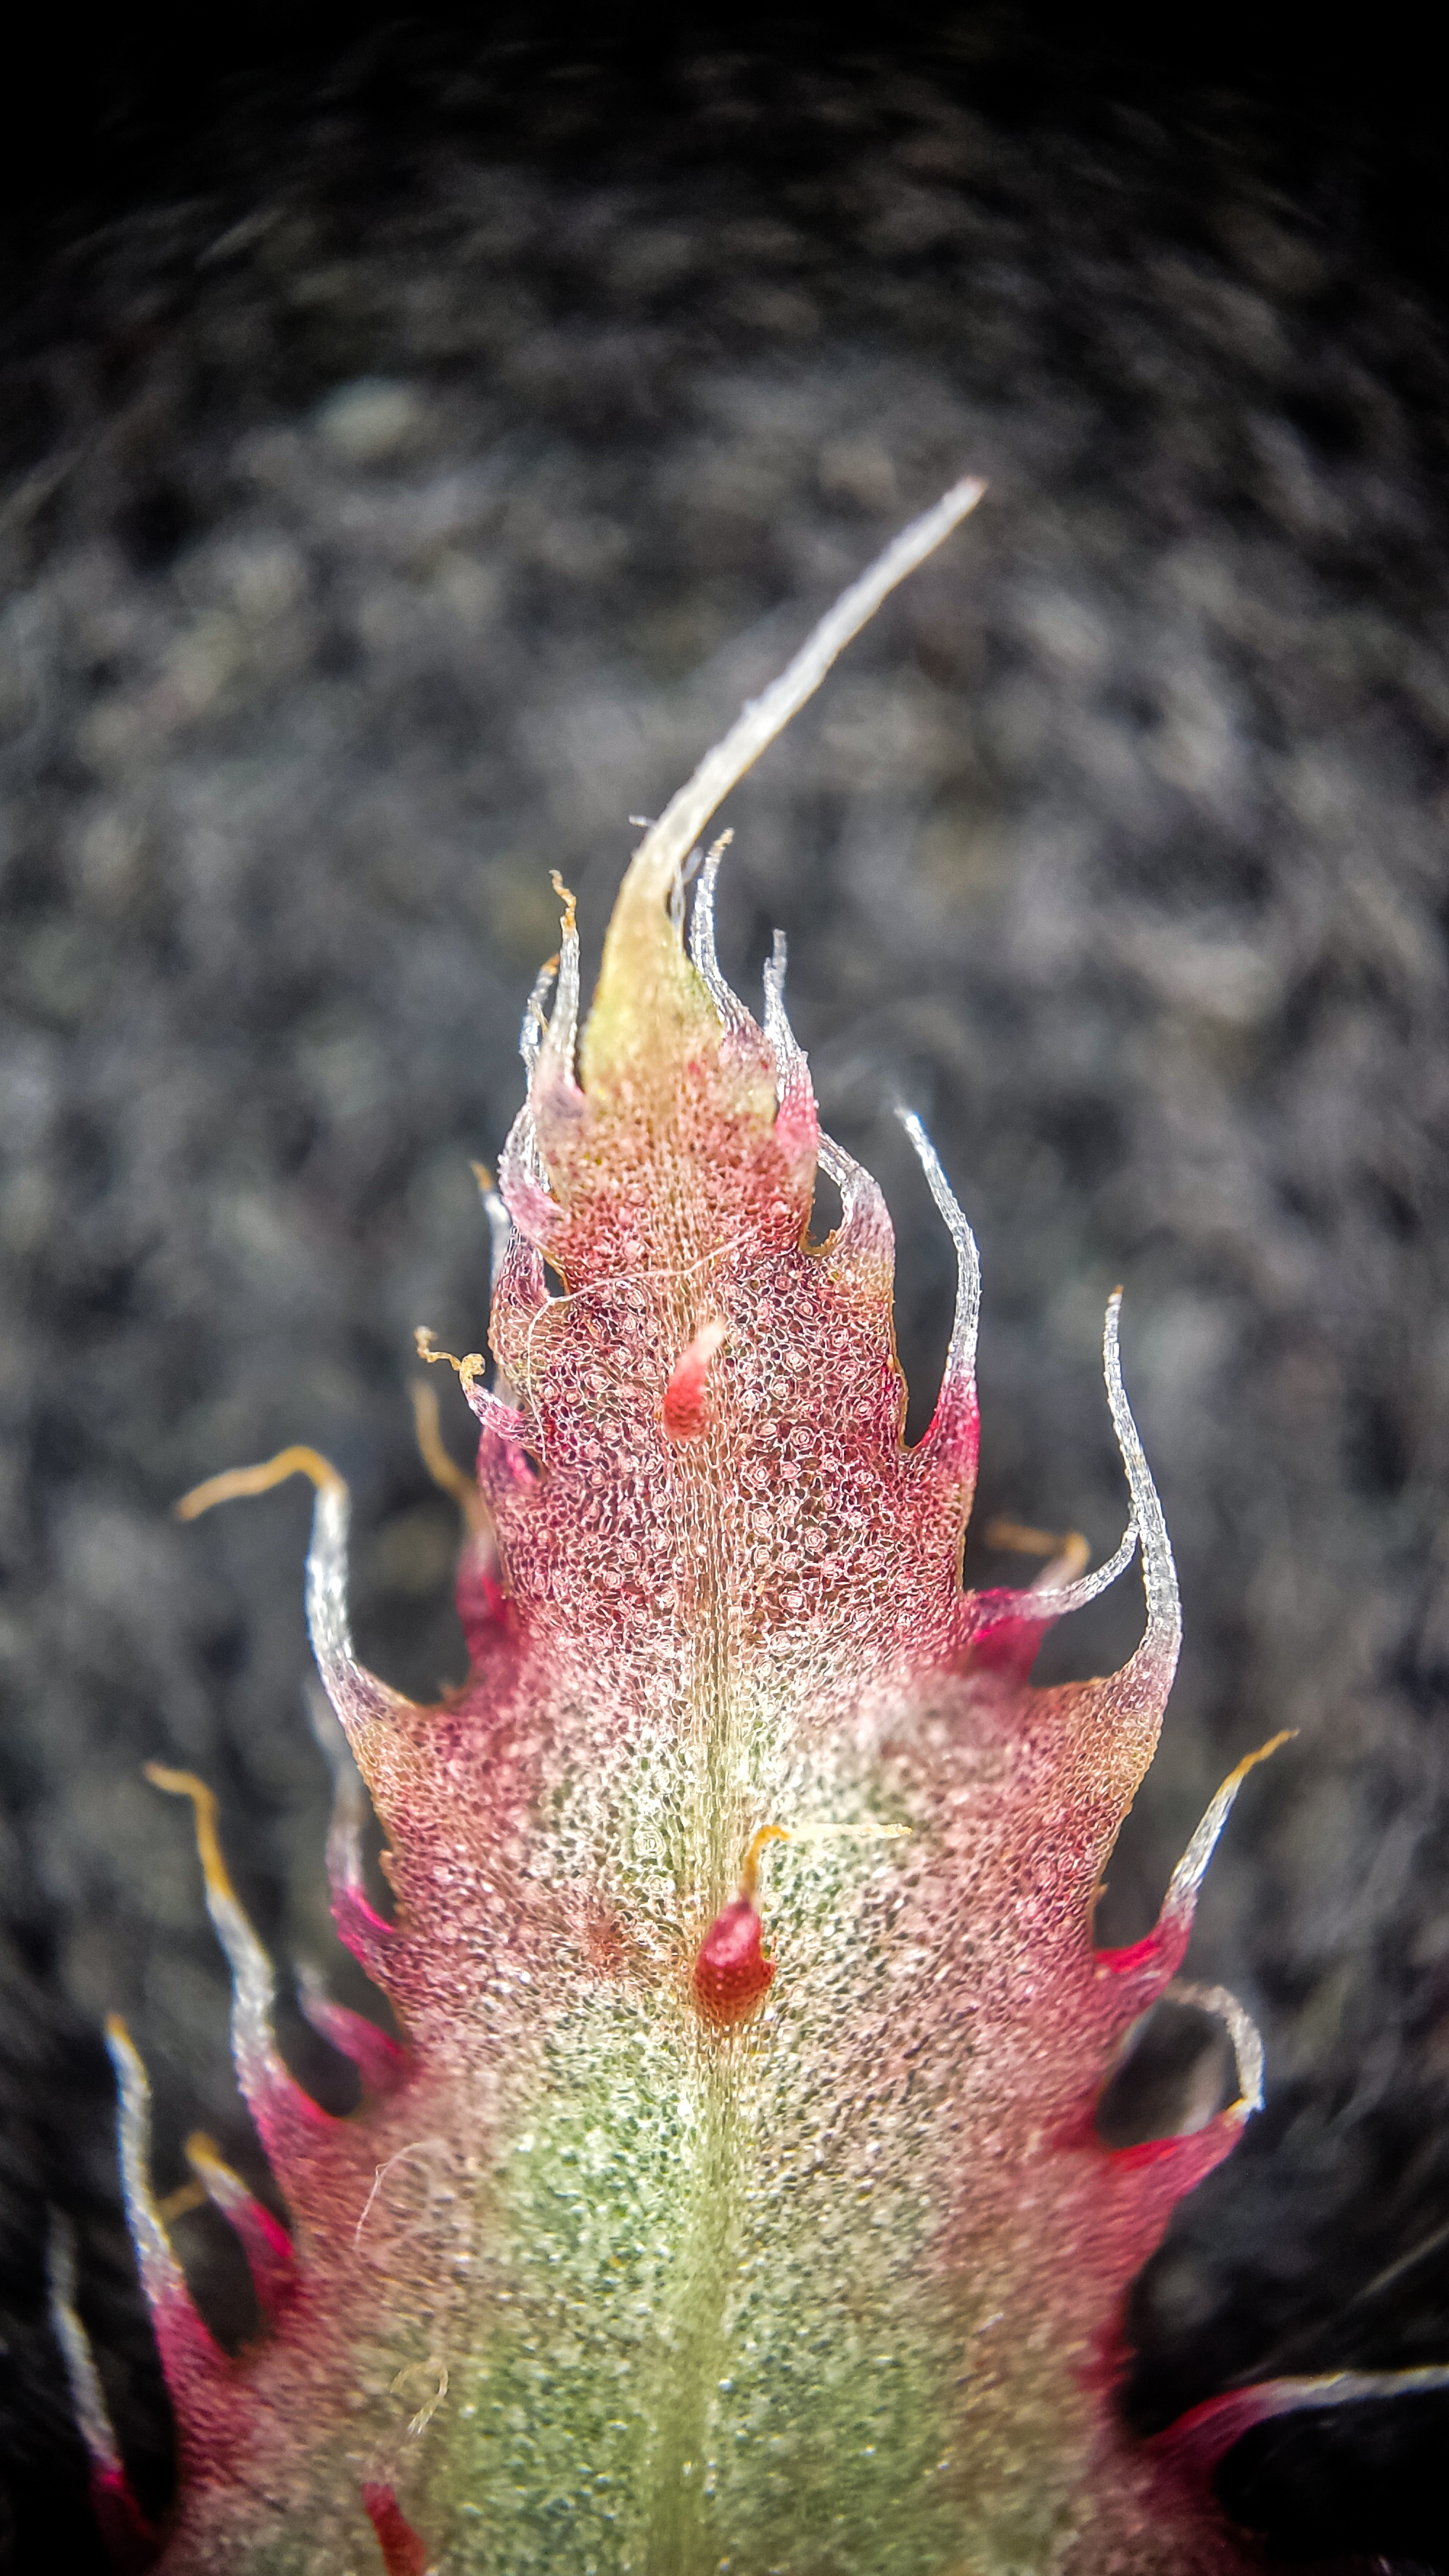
[{"left": 897, "top": 1108, "right": 982, "bottom": 1441}]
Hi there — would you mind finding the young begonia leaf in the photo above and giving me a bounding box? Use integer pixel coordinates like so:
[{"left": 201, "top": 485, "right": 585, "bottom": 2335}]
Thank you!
[{"left": 54, "top": 483, "right": 1448, "bottom": 2576}]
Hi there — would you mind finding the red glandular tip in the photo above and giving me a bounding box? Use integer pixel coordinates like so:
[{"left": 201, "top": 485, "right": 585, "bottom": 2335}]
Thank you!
[
  {"left": 662, "top": 1319, "right": 727, "bottom": 1443},
  {"left": 692, "top": 1830, "right": 787, "bottom": 2025},
  {"left": 693, "top": 1894, "right": 774, "bottom": 2025},
  {"left": 361, "top": 2482, "right": 430, "bottom": 2576},
  {"left": 89, "top": 2467, "right": 161, "bottom": 2576}
]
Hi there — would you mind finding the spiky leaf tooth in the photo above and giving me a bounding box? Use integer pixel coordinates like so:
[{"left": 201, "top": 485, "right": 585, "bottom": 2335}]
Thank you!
[{"left": 89, "top": 486, "right": 1432, "bottom": 2576}]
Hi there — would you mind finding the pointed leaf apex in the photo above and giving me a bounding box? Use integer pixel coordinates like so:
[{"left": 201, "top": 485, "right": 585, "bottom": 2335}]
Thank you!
[
  {"left": 582, "top": 476, "right": 985, "bottom": 1094},
  {"left": 580, "top": 840, "right": 718, "bottom": 1096}
]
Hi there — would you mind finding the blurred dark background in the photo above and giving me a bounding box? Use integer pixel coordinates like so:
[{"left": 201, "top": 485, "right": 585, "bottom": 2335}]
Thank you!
[{"left": 2, "top": 10, "right": 1448, "bottom": 2570}]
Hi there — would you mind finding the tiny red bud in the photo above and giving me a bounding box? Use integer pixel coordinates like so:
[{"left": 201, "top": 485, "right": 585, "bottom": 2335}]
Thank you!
[
  {"left": 361, "top": 2483, "right": 429, "bottom": 2576},
  {"left": 662, "top": 1320, "right": 726, "bottom": 1442},
  {"left": 693, "top": 1893, "right": 774, "bottom": 2025}
]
